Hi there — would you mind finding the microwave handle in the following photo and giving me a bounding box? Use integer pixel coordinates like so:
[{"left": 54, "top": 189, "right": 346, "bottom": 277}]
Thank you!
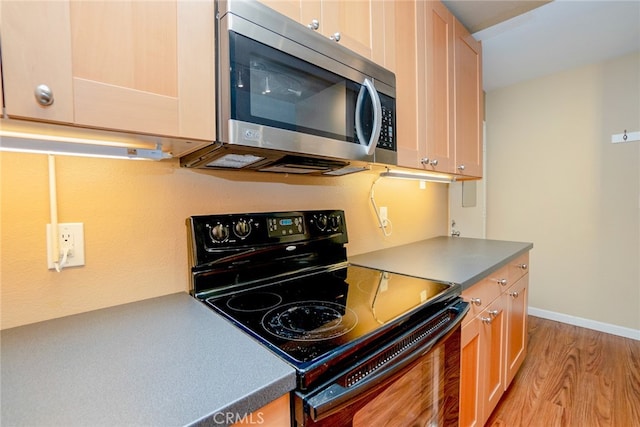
[{"left": 355, "top": 78, "right": 382, "bottom": 156}]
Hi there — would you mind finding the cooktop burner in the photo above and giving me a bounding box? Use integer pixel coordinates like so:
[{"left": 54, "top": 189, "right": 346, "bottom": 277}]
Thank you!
[
  {"left": 226, "top": 292, "right": 283, "bottom": 312},
  {"left": 263, "top": 301, "right": 358, "bottom": 341}
]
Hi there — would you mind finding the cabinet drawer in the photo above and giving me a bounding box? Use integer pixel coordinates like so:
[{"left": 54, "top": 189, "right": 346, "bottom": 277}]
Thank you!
[
  {"left": 461, "top": 265, "right": 507, "bottom": 324},
  {"left": 508, "top": 252, "right": 529, "bottom": 284}
]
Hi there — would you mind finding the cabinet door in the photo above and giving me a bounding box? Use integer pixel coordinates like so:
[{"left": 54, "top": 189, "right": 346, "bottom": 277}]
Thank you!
[
  {"left": 505, "top": 275, "right": 529, "bottom": 386},
  {"left": 1, "top": 1, "right": 215, "bottom": 141},
  {"left": 320, "top": 1, "right": 375, "bottom": 61},
  {"left": 421, "top": 0, "right": 455, "bottom": 173},
  {"left": 394, "top": 0, "right": 421, "bottom": 168},
  {"left": 481, "top": 295, "right": 506, "bottom": 419},
  {"left": 70, "top": 1, "right": 215, "bottom": 140},
  {"left": 1, "top": 1, "right": 74, "bottom": 123},
  {"left": 453, "top": 19, "right": 483, "bottom": 178},
  {"left": 460, "top": 316, "right": 483, "bottom": 427}
]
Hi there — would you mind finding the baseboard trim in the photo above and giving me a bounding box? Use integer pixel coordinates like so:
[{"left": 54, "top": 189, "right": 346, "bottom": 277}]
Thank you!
[{"left": 528, "top": 307, "right": 640, "bottom": 341}]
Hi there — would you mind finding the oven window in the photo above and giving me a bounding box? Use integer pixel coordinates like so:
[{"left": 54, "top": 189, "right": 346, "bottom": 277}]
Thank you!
[
  {"left": 353, "top": 346, "right": 445, "bottom": 426},
  {"left": 229, "top": 31, "right": 376, "bottom": 145},
  {"left": 299, "top": 326, "right": 461, "bottom": 427}
]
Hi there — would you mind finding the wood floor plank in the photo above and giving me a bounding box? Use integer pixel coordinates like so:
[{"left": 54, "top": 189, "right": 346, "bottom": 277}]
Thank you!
[{"left": 486, "top": 316, "right": 640, "bottom": 427}]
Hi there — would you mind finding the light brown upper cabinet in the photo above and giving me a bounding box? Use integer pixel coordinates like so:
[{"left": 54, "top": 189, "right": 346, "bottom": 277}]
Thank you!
[
  {"left": 258, "top": 0, "right": 395, "bottom": 72},
  {"left": 1, "top": 1, "right": 215, "bottom": 141},
  {"left": 395, "top": 0, "right": 483, "bottom": 178},
  {"left": 453, "top": 20, "right": 483, "bottom": 178}
]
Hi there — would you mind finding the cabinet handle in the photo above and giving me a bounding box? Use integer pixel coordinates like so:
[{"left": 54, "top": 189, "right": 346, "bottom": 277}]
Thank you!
[
  {"left": 488, "top": 309, "right": 499, "bottom": 318},
  {"left": 330, "top": 32, "right": 341, "bottom": 42},
  {"left": 509, "top": 291, "right": 520, "bottom": 298},
  {"left": 34, "top": 84, "right": 54, "bottom": 106},
  {"left": 470, "top": 297, "right": 482, "bottom": 306},
  {"left": 497, "top": 278, "right": 508, "bottom": 286},
  {"left": 481, "top": 316, "right": 493, "bottom": 324},
  {"left": 420, "top": 158, "right": 439, "bottom": 167},
  {"left": 457, "top": 165, "right": 465, "bottom": 171},
  {"left": 307, "top": 19, "right": 319, "bottom": 30},
  {"left": 518, "top": 263, "right": 528, "bottom": 271}
]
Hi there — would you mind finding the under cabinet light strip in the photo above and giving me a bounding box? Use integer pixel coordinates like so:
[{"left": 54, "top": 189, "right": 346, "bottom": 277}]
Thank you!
[
  {"left": 380, "top": 169, "right": 454, "bottom": 183},
  {"left": 0, "top": 120, "right": 172, "bottom": 160},
  {"left": 0, "top": 132, "right": 171, "bottom": 160}
]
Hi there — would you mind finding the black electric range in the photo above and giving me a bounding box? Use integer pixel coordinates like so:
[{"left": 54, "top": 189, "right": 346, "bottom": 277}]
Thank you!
[{"left": 188, "top": 210, "right": 463, "bottom": 391}]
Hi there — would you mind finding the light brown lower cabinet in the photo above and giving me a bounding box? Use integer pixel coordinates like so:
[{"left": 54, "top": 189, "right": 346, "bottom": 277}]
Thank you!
[
  {"left": 460, "top": 252, "right": 530, "bottom": 426},
  {"left": 231, "top": 393, "right": 290, "bottom": 427}
]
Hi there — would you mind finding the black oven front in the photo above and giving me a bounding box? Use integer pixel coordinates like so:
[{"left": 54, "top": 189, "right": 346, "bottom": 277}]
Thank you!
[
  {"left": 188, "top": 210, "right": 468, "bottom": 426},
  {"left": 294, "top": 300, "right": 466, "bottom": 426}
]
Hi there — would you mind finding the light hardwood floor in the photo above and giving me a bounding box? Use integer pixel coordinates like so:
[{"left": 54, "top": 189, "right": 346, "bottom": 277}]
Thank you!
[{"left": 486, "top": 316, "right": 640, "bottom": 427}]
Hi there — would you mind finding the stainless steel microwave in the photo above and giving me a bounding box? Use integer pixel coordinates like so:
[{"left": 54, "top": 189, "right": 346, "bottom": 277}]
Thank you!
[{"left": 180, "top": 0, "right": 397, "bottom": 175}]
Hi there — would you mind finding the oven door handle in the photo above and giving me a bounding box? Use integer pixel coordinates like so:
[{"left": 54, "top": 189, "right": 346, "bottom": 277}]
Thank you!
[
  {"left": 304, "top": 300, "right": 469, "bottom": 422},
  {"left": 355, "top": 78, "right": 382, "bottom": 156}
]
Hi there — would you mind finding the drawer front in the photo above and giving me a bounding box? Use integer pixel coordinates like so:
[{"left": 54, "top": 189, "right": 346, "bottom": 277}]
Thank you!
[
  {"left": 461, "top": 265, "right": 507, "bottom": 323},
  {"left": 508, "top": 252, "right": 530, "bottom": 283}
]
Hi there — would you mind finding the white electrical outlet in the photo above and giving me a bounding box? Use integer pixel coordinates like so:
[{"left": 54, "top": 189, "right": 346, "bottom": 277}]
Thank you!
[
  {"left": 47, "top": 223, "right": 85, "bottom": 269},
  {"left": 379, "top": 206, "right": 388, "bottom": 227}
]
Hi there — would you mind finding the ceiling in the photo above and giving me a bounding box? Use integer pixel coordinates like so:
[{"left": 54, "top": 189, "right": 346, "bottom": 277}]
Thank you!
[{"left": 443, "top": 0, "right": 640, "bottom": 92}]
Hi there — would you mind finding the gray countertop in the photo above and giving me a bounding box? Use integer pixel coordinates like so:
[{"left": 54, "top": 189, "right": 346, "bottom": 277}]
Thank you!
[
  {"left": 349, "top": 236, "right": 533, "bottom": 289},
  {"left": 0, "top": 292, "right": 296, "bottom": 427}
]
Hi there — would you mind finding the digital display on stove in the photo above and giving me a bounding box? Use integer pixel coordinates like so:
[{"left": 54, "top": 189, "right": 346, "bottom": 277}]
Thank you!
[{"left": 267, "top": 216, "right": 304, "bottom": 237}]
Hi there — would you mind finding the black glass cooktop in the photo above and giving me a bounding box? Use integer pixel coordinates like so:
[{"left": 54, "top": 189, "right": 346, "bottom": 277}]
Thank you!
[{"left": 205, "top": 264, "right": 456, "bottom": 367}]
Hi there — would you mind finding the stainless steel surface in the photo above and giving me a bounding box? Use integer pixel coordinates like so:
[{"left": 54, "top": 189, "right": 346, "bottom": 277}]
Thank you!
[{"left": 180, "top": 0, "right": 397, "bottom": 174}]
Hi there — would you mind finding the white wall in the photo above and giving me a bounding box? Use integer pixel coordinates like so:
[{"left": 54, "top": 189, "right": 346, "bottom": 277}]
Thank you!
[{"left": 485, "top": 52, "right": 640, "bottom": 334}]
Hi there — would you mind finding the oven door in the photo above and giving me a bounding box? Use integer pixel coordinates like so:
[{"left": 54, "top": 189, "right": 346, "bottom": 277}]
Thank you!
[{"left": 295, "top": 300, "right": 468, "bottom": 427}]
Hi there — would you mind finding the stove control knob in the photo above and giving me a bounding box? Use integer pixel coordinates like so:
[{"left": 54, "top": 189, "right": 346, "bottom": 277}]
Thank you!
[
  {"left": 329, "top": 214, "right": 342, "bottom": 231},
  {"left": 234, "top": 219, "right": 251, "bottom": 238},
  {"left": 210, "top": 224, "right": 229, "bottom": 242},
  {"left": 315, "top": 214, "right": 328, "bottom": 231}
]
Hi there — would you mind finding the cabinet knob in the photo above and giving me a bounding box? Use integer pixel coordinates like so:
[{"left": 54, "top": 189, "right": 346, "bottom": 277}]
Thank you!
[
  {"left": 488, "top": 309, "right": 499, "bottom": 318},
  {"left": 497, "top": 278, "right": 508, "bottom": 286},
  {"left": 481, "top": 316, "right": 493, "bottom": 324},
  {"left": 457, "top": 165, "right": 465, "bottom": 171},
  {"left": 34, "top": 84, "right": 54, "bottom": 106},
  {"left": 509, "top": 291, "right": 520, "bottom": 298},
  {"left": 518, "top": 263, "right": 528, "bottom": 271},
  {"left": 420, "top": 158, "right": 439, "bottom": 167},
  {"left": 307, "top": 19, "right": 319, "bottom": 30},
  {"left": 330, "top": 32, "right": 341, "bottom": 42},
  {"left": 470, "top": 297, "right": 482, "bottom": 306}
]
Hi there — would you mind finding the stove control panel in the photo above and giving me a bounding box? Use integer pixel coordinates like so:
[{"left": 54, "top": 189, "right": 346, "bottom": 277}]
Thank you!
[{"left": 189, "top": 210, "right": 348, "bottom": 265}]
